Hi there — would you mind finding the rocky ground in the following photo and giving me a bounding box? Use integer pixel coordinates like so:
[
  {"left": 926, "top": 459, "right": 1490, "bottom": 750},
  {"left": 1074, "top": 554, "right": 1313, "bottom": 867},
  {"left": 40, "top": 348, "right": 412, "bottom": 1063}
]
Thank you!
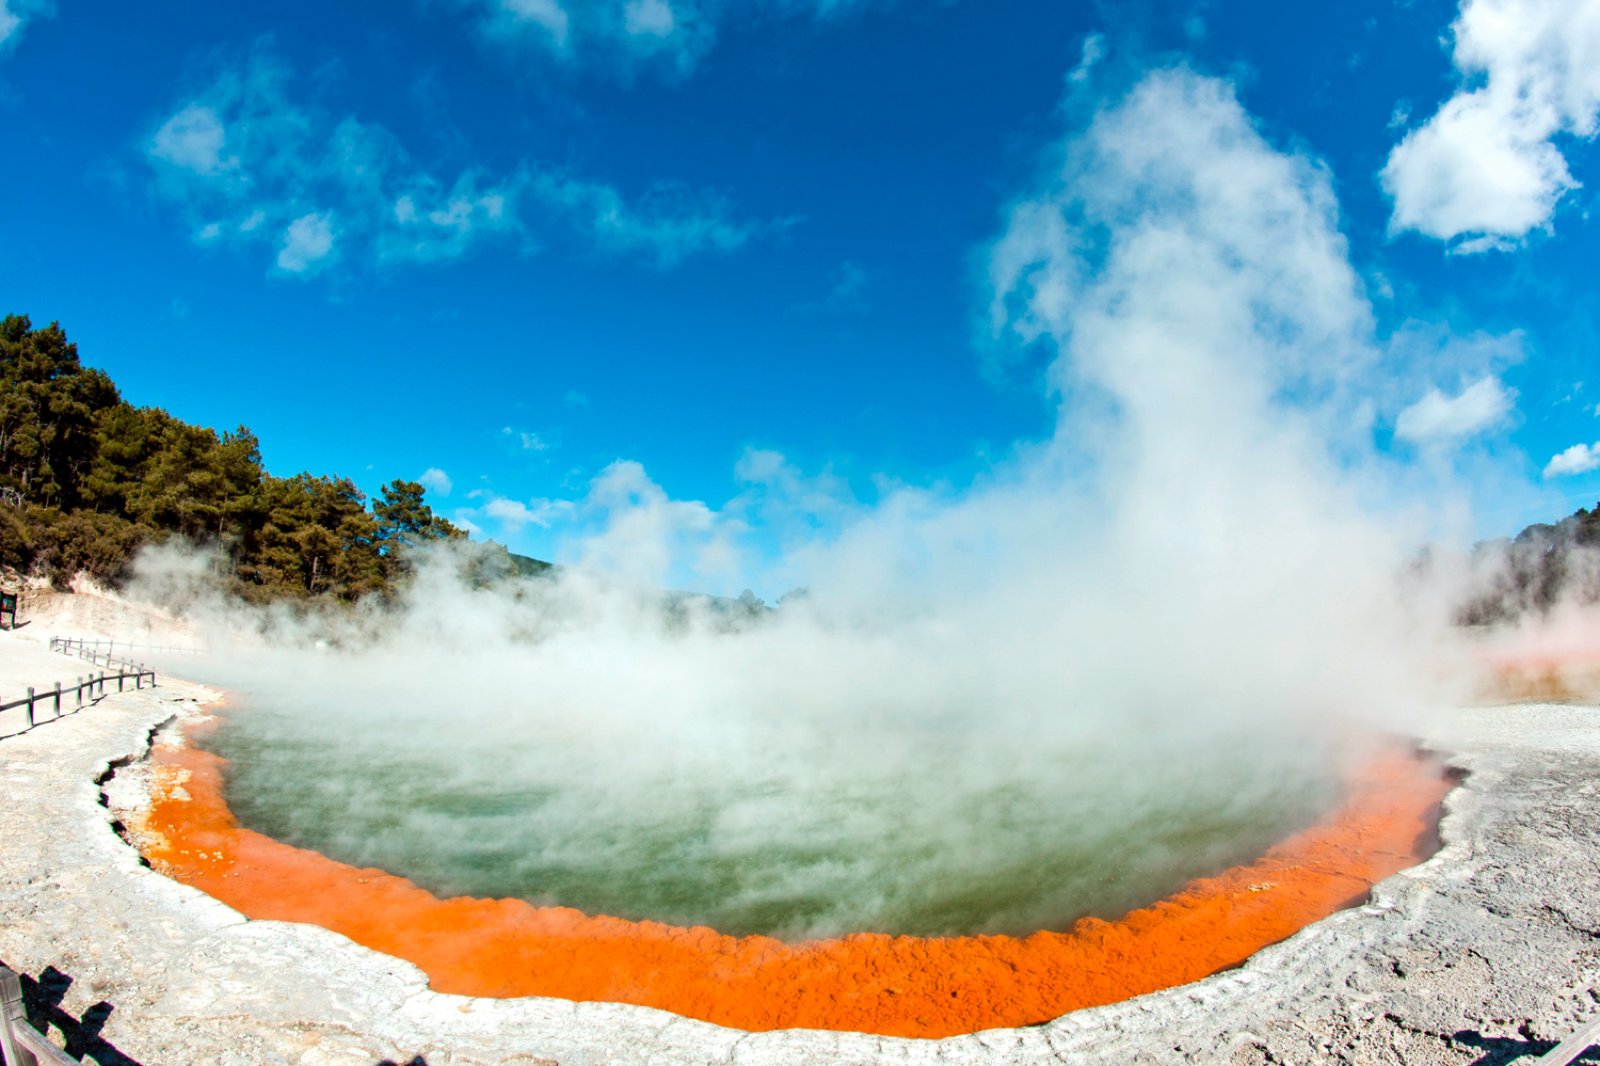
[{"left": 2, "top": 629, "right": 1599, "bottom": 1065}]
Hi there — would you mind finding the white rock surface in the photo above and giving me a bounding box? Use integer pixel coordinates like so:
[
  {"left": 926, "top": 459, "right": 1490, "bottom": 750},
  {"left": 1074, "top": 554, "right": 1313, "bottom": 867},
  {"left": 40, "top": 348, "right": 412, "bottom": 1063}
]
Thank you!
[{"left": 3, "top": 630, "right": 1599, "bottom": 1064}]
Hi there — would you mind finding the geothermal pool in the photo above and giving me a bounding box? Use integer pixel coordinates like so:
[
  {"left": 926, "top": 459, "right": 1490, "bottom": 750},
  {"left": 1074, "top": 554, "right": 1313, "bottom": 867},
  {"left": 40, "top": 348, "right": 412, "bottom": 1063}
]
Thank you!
[
  {"left": 137, "top": 677, "right": 1450, "bottom": 1038},
  {"left": 204, "top": 696, "right": 1344, "bottom": 939}
]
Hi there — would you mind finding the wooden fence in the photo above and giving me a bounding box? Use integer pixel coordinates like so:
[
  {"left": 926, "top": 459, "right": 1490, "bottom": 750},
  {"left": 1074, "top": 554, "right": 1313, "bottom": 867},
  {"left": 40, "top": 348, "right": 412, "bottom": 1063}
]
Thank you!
[
  {"left": 0, "top": 642, "right": 157, "bottom": 737},
  {"left": 0, "top": 669, "right": 156, "bottom": 735},
  {"left": 47, "top": 637, "right": 191, "bottom": 669},
  {"left": 0, "top": 967, "right": 76, "bottom": 1066}
]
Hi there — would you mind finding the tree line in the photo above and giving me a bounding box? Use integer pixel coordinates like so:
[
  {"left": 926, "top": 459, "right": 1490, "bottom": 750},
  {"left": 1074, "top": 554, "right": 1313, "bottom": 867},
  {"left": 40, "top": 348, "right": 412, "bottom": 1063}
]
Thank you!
[
  {"left": 1456, "top": 503, "right": 1600, "bottom": 625},
  {"left": 0, "top": 313, "right": 473, "bottom": 602}
]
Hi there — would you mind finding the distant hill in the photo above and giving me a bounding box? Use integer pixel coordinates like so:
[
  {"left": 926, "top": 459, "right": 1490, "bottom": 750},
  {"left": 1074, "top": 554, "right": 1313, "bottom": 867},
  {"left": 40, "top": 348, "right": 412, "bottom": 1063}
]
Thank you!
[
  {"left": 506, "top": 551, "right": 554, "bottom": 579},
  {"left": 0, "top": 313, "right": 546, "bottom": 604}
]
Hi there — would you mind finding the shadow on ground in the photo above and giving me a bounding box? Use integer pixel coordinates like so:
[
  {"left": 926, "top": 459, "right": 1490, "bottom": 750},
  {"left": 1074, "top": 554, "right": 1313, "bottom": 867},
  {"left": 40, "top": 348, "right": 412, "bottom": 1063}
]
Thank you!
[
  {"left": 1455, "top": 1026, "right": 1600, "bottom": 1064},
  {"left": 3, "top": 960, "right": 146, "bottom": 1066}
]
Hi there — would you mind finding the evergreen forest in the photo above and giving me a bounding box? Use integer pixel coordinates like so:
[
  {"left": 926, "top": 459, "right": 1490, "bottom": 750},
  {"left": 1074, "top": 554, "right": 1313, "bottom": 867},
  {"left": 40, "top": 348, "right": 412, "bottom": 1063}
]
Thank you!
[{"left": 0, "top": 314, "right": 474, "bottom": 602}]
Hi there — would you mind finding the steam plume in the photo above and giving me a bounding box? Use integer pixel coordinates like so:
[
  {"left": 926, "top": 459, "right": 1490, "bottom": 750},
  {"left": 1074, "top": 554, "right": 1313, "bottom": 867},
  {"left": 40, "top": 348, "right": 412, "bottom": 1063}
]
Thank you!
[{"left": 127, "top": 68, "right": 1493, "bottom": 938}]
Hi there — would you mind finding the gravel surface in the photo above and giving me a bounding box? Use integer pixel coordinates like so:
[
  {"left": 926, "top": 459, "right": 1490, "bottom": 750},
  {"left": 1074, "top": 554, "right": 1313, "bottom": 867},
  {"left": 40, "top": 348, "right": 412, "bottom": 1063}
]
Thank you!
[{"left": 2, "top": 630, "right": 1598, "bottom": 1065}]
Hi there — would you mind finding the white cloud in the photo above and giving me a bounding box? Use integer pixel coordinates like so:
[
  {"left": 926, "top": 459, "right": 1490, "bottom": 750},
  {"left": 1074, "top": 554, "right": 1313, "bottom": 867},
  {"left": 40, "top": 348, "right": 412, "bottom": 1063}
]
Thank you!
[
  {"left": 1394, "top": 375, "right": 1516, "bottom": 443},
  {"left": 0, "top": 0, "right": 50, "bottom": 54},
  {"left": 501, "top": 426, "right": 551, "bottom": 452},
  {"left": 276, "top": 212, "right": 336, "bottom": 273},
  {"left": 382, "top": 177, "right": 518, "bottom": 264},
  {"left": 1544, "top": 441, "right": 1600, "bottom": 477},
  {"left": 498, "top": 0, "right": 571, "bottom": 45},
  {"left": 146, "top": 52, "right": 769, "bottom": 275},
  {"left": 625, "top": 0, "right": 676, "bottom": 37},
  {"left": 1069, "top": 32, "right": 1106, "bottom": 84},
  {"left": 1382, "top": 0, "right": 1600, "bottom": 248},
  {"left": 419, "top": 468, "right": 454, "bottom": 497},
  {"left": 482, "top": 494, "right": 575, "bottom": 531},
  {"left": 150, "top": 105, "right": 231, "bottom": 175},
  {"left": 486, "top": 497, "right": 540, "bottom": 526},
  {"left": 457, "top": 0, "right": 887, "bottom": 77},
  {"left": 471, "top": 0, "right": 703, "bottom": 72},
  {"left": 533, "top": 172, "right": 765, "bottom": 266}
]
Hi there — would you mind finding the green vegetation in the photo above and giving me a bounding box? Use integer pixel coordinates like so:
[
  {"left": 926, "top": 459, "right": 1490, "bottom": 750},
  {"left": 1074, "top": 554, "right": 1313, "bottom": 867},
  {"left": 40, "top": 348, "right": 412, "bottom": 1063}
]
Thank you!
[{"left": 0, "top": 313, "right": 481, "bottom": 602}]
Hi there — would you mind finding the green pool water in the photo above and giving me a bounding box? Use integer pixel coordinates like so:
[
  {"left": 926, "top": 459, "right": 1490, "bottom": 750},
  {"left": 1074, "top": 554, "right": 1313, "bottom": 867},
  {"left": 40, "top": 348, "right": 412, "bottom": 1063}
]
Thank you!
[{"left": 206, "top": 696, "right": 1342, "bottom": 940}]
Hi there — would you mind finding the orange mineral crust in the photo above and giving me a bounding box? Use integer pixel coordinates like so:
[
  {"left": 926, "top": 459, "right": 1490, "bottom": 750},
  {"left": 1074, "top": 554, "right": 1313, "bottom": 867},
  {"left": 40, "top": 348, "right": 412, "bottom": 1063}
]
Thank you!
[
  {"left": 1482, "top": 651, "right": 1600, "bottom": 703},
  {"left": 139, "top": 733, "right": 1449, "bottom": 1039}
]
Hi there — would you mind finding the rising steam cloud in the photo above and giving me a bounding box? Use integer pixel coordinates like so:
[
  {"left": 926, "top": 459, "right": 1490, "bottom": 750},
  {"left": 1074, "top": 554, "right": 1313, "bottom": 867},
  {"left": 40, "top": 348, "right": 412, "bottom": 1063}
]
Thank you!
[{"left": 127, "top": 68, "right": 1496, "bottom": 938}]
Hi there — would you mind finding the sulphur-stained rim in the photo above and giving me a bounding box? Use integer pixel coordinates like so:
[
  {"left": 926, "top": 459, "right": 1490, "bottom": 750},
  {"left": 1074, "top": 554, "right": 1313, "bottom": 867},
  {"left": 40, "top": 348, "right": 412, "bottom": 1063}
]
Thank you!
[{"left": 134, "top": 694, "right": 1453, "bottom": 1040}]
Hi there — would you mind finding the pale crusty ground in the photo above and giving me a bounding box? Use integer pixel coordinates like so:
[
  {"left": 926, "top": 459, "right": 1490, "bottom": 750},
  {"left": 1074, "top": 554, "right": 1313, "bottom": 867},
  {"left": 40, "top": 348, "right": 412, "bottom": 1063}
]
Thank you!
[
  {"left": 3, "top": 624, "right": 1600, "bottom": 1065},
  {"left": 7, "top": 579, "right": 199, "bottom": 650}
]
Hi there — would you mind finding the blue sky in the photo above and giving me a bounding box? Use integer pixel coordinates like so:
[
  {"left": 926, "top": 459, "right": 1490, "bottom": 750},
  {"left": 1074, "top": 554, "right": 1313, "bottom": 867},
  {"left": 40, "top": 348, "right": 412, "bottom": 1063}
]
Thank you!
[{"left": 1, "top": 0, "right": 1598, "bottom": 585}]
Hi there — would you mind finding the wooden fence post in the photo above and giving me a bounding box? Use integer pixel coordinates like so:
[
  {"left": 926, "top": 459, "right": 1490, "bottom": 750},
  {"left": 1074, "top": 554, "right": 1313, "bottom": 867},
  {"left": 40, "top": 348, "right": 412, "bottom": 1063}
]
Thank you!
[
  {"left": 1, "top": 965, "right": 29, "bottom": 1066},
  {"left": 25, "top": 687, "right": 33, "bottom": 729}
]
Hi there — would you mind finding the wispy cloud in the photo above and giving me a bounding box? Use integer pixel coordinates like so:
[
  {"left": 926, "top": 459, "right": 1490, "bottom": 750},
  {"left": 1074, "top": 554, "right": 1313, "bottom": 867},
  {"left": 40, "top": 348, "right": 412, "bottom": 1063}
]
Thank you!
[
  {"left": 419, "top": 468, "right": 454, "bottom": 497},
  {"left": 532, "top": 172, "right": 769, "bottom": 266},
  {"left": 1544, "top": 441, "right": 1600, "bottom": 478},
  {"left": 149, "top": 104, "right": 230, "bottom": 174},
  {"left": 144, "top": 51, "right": 773, "bottom": 277},
  {"left": 1069, "top": 32, "right": 1107, "bottom": 84},
  {"left": 276, "top": 211, "right": 337, "bottom": 275},
  {"left": 484, "top": 496, "right": 543, "bottom": 527},
  {"left": 476, "top": 493, "right": 577, "bottom": 535},
  {"left": 500, "top": 426, "right": 552, "bottom": 452},
  {"left": 1394, "top": 375, "right": 1516, "bottom": 444},
  {"left": 0, "top": 0, "right": 50, "bottom": 55},
  {"left": 790, "top": 260, "right": 869, "bottom": 315},
  {"left": 1382, "top": 0, "right": 1600, "bottom": 250},
  {"left": 454, "top": 0, "right": 891, "bottom": 79}
]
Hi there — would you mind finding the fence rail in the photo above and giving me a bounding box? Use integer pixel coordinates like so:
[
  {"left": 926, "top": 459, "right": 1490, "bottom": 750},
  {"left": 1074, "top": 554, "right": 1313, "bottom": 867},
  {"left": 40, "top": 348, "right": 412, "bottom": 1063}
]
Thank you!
[
  {"left": 48, "top": 637, "right": 193, "bottom": 668},
  {"left": 0, "top": 967, "right": 76, "bottom": 1066},
  {"left": 1535, "top": 1016, "right": 1600, "bottom": 1065},
  {"left": 0, "top": 669, "right": 156, "bottom": 735},
  {"left": 0, "top": 642, "right": 157, "bottom": 737}
]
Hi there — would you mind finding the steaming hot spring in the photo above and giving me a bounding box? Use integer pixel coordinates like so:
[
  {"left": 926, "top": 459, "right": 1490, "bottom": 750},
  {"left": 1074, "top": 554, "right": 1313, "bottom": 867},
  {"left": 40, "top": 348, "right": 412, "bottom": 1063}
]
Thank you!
[{"left": 135, "top": 569, "right": 1450, "bottom": 1039}]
